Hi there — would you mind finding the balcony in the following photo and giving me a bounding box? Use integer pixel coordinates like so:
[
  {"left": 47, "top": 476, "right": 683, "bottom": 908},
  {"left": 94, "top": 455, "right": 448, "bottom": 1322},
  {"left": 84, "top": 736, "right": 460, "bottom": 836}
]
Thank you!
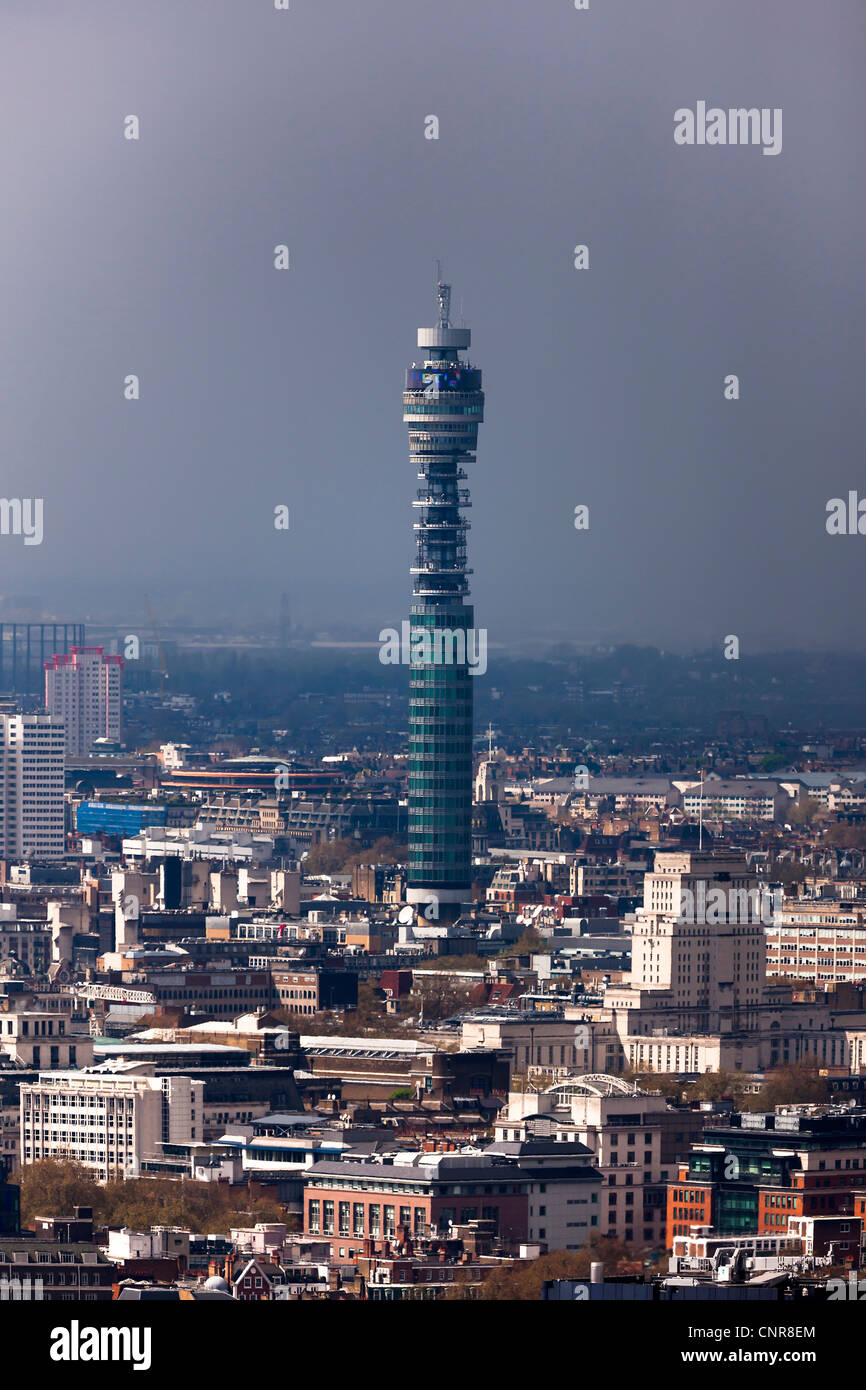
[
  {"left": 410, "top": 563, "right": 471, "bottom": 577},
  {"left": 420, "top": 467, "right": 467, "bottom": 481},
  {"left": 412, "top": 582, "right": 470, "bottom": 598},
  {"left": 403, "top": 391, "right": 483, "bottom": 406},
  {"left": 415, "top": 489, "right": 471, "bottom": 505},
  {"left": 409, "top": 437, "right": 477, "bottom": 453}
]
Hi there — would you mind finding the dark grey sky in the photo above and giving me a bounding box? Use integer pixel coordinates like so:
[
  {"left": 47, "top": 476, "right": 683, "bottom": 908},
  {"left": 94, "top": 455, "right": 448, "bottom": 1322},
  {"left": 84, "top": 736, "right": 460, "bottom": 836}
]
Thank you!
[{"left": 0, "top": 0, "right": 863, "bottom": 652}]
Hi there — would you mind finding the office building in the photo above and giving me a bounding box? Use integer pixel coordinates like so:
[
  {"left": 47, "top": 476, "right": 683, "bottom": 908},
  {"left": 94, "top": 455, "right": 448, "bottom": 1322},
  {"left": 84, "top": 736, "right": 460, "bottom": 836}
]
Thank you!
[
  {"left": 0, "top": 713, "right": 65, "bottom": 859},
  {"left": 20, "top": 1072, "right": 204, "bottom": 1181},
  {"left": 607, "top": 851, "right": 767, "bottom": 1052},
  {"left": 44, "top": 646, "right": 123, "bottom": 756},
  {"left": 304, "top": 1140, "right": 601, "bottom": 1257}
]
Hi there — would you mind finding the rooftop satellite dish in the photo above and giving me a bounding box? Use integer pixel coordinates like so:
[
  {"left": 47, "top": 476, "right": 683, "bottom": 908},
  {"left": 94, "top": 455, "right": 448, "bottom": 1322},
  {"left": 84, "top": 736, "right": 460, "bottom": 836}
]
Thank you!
[{"left": 398, "top": 906, "right": 415, "bottom": 924}]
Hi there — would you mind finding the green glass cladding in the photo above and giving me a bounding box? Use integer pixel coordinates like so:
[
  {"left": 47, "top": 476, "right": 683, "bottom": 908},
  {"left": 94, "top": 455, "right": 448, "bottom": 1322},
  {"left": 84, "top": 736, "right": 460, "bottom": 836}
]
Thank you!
[
  {"left": 404, "top": 285, "right": 484, "bottom": 898},
  {"left": 408, "top": 608, "right": 475, "bottom": 888}
]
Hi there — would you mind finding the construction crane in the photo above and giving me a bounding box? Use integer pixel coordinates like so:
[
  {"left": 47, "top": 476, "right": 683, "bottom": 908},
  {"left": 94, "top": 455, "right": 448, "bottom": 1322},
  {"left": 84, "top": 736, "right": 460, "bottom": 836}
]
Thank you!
[{"left": 145, "top": 594, "right": 169, "bottom": 687}]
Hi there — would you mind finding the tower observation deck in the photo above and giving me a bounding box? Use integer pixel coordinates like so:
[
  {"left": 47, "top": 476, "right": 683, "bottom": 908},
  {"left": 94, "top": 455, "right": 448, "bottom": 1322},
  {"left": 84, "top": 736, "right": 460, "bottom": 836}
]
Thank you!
[{"left": 404, "top": 282, "right": 484, "bottom": 907}]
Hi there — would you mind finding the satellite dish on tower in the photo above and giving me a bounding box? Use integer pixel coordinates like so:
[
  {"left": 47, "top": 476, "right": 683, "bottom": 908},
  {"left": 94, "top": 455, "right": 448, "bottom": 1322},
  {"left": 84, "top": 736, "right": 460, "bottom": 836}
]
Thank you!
[{"left": 398, "top": 906, "right": 415, "bottom": 925}]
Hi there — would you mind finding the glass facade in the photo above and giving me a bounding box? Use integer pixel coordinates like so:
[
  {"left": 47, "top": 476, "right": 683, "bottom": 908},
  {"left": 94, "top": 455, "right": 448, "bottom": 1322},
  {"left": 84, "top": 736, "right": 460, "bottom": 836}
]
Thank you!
[
  {"left": 76, "top": 801, "right": 168, "bottom": 836},
  {"left": 405, "top": 284, "right": 484, "bottom": 901}
]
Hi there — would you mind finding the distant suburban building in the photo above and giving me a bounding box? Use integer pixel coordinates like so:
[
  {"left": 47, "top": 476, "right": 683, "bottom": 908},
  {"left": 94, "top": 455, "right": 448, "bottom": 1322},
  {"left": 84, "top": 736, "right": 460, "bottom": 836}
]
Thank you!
[{"left": 677, "top": 778, "right": 790, "bottom": 823}]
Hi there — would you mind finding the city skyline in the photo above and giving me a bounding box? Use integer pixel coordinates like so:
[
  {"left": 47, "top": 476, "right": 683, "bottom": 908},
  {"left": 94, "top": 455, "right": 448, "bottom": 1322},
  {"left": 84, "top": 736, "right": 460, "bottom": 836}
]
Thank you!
[{"left": 0, "top": 0, "right": 865, "bottom": 1339}]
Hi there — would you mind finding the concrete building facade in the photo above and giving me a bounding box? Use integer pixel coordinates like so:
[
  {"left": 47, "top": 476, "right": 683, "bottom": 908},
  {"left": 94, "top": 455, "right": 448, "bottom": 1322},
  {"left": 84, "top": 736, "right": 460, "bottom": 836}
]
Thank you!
[
  {"left": 0, "top": 714, "right": 65, "bottom": 860},
  {"left": 20, "top": 1072, "right": 203, "bottom": 1180},
  {"left": 44, "top": 646, "right": 122, "bottom": 757}
]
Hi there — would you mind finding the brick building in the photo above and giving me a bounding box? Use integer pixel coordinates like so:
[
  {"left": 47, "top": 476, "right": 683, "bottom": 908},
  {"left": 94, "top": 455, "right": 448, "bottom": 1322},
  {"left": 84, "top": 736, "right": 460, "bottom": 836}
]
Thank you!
[
  {"left": 666, "top": 1106, "right": 866, "bottom": 1250},
  {"left": 304, "top": 1139, "right": 601, "bottom": 1257}
]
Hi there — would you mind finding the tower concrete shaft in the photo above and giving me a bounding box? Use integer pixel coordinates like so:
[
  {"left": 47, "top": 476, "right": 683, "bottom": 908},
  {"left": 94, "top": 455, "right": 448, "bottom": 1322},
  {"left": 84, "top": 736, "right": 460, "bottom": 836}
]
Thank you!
[{"left": 404, "top": 284, "right": 484, "bottom": 905}]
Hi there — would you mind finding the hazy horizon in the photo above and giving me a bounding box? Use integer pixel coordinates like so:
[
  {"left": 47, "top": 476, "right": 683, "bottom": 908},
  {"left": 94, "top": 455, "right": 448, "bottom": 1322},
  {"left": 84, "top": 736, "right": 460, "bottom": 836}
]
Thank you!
[{"left": 1, "top": 0, "right": 864, "bottom": 655}]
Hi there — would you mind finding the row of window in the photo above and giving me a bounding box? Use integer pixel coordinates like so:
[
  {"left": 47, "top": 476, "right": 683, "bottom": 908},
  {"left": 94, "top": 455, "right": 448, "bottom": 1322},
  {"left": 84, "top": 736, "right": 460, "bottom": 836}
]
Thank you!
[{"left": 308, "top": 1201, "right": 427, "bottom": 1237}]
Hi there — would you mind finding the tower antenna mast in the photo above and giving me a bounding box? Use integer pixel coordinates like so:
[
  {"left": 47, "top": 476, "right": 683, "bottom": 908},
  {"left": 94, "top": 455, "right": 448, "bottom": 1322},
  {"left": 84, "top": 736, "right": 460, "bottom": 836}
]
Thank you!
[
  {"left": 699, "top": 769, "right": 704, "bottom": 850},
  {"left": 436, "top": 281, "right": 451, "bottom": 328}
]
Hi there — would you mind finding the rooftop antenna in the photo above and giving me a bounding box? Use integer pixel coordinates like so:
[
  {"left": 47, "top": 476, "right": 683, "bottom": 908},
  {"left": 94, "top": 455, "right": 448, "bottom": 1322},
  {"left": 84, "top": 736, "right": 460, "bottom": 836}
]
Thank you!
[
  {"left": 486, "top": 721, "right": 495, "bottom": 758},
  {"left": 699, "top": 768, "right": 704, "bottom": 850},
  {"left": 436, "top": 279, "right": 451, "bottom": 329}
]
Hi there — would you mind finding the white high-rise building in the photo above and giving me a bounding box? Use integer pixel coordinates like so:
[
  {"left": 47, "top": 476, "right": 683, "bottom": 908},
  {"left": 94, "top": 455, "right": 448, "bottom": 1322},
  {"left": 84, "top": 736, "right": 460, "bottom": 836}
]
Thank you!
[
  {"left": 0, "top": 714, "right": 65, "bottom": 860},
  {"left": 44, "top": 646, "right": 123, "bottom": 756},
  {"left": 603, "top": 850, "right": 772, "bottom": 1073},
  {"left": 629, "top": 850, "right": 767, "bottom": 1013},
  {"left": 20, "top": 1072, "right": 203, "bottom": 1181}
]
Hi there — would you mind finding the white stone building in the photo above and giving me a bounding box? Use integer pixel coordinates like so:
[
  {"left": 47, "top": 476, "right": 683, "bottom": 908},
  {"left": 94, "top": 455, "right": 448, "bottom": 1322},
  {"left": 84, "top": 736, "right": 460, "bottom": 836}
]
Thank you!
[
  {"left": 44, "top": 646, "right": 122, "bottom": 757},
  {"left": 0, "top": 713, "right": 65, "bottom": 859},
  {"left": 20, "top": 1072, "right": 203, "bottom": 1181}
]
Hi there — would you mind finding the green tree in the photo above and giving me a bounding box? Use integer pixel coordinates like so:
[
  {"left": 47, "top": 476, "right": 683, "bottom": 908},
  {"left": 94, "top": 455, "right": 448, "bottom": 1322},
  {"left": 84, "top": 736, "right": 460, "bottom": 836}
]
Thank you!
[
  {"left": 19, "top": 1159, "right": 100, "bottom": 1226},
  {"left": 343, "top": 837, "right": 407, "bottom": 867},
  {"left": 788, "top": 797, "right": 820, "bottom": 826},
  {"left": 743, "top": 1061, "right": 829, "bottom": 1112},
  {"left": 19, "top": 1160, "right": 285, "bottom": 1232},
  {"left": 303, "top": 839, "right": 356, "bottom": 874},
  {"left": 469, "top": 1236, "right": 648, "bottom": 1301},
  {"left": 622, "top": 1070, "right": 684, "bottom": 1101},
  {"left": 758, "top": 753, "right": 788, "bottom": 772},
  {"left": 690, "top": 1068, "right": 748, "bottom": 1103},
  {"left": 499, "top": 928, "right": 550, "bottom": 957},
  {"left": 411, "top": 974, "right": 475, "bottom": 1022}
]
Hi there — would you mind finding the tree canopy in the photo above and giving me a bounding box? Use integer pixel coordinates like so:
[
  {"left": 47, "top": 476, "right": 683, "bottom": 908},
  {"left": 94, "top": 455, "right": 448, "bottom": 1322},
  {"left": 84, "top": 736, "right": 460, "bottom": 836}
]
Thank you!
[
  {"left": 457, "top": 1236, "right": 655, "bottom": 1301},
  {"left": 19, "top": 1159, "right": 285, "bottom": 1232}
]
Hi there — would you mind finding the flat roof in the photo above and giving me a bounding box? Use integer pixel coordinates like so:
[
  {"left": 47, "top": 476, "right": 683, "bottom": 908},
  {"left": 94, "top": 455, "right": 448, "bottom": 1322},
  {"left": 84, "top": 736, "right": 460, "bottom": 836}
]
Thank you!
[{"left": 93, "top": 1041, "right": 243, "bottom": 1055}]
